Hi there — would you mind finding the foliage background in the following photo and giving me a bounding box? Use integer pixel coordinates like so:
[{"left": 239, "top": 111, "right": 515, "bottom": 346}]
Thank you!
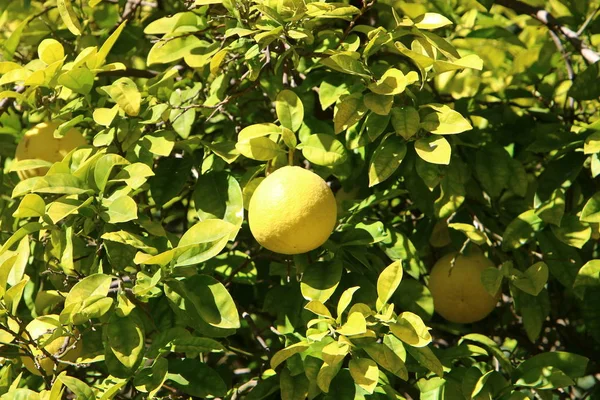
[{"left": 1, "top": 0, "right": 600, "bottom": 398}]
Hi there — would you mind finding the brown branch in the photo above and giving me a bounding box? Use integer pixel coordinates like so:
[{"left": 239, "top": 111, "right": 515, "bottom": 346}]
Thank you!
[
  {"left": 496, "top": 0, "right": 600, "bottom": 64},
  {"left": 97, "top": 68, "right": 159, "bottom": 78}
]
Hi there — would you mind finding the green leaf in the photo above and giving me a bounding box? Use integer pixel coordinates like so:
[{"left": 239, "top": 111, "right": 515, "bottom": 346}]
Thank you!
[
  {"left": 536, "top": 189, "right": 565, "bottom": 226},
  {"left": 270, "top": 342, "right": 309, "bottom": 369},
  {"left": 317, "top": 341, "right": 349, "bottom": 392},
  {"left": 538, "top": 231, "right": 581, "bottom": 288},
  {"left": 65, "top": 274, "right": 112, "bottom": 308},
  {"left": 390, "top": 312, "right": 432, "bottom": 347},
  {"left": 336, "top": 286, "right": 360, "bottom": 322},
  {"left": 167, "top": 359, "right": 227, "bottom": 397},
  {"left": 414, "top": 136, "right": 451, "bottom": 165},
  {"left": 406, "top": 345, "right": 443, "bottom": 377},
  {"left": 502, "top": 210, "right": 545, "bottom": 251},
  {"left": 421, "top": 104, "right": 472, "bottom": 135},
  {"left": 149, "top": 154, "right": 193, "bottom": 207},
  {"left": 363, "top": 93, "right": 393, "bottom": 115},
  {"left": 57, "top": 0, "right": 82, "bottom": 35},
  {"left": 514, "top": 287, "right": 550, "bottom": 342},
  {"left": 334, "top": 94, "right": 367, "bottom": 134},
  {"left": 391, "top": 106, "right": 420, "bottom": 139},
  {"left": 280, "top": 368, "right": 309, "bottom": 400},
  {"left": 236, "top": 137, "right": 285, "bottom": 161},
  {"left": 238, "top": 123, "right": 282, "bottom": 140},
  {"left": 516, "top": 366, "right": 575, "bottom": 389},
  {"left": 58, "top": 68, "right": 94, "bottom": 94},
  {"left": 475, "top": 145, "right": 511, "bottom": 198},
  {"left": 349, "top": 358, "right": 379, "bottom": 394},
  {"left": 102, "top": 196, "right": 138, "bottom": 224},
  {"left": 13, "top": 194, "right": 45, "bottom": 218},
  {"left": 301, "top": 134, "right": 347, "bottom": 166},
  {"left": 368, "top": 134, "right": 407, "bottom": 187},
  {"left": 320, "top": 53, "right": 370, "bottom": 78},
  {"left": 551, "top": 215, "right": 591, "bottom": 249},
  {"left": 516, "top": 352, "right": 588, "bottom": 380},
  {"left": 376, "top": 260, "right": 403, "bottom": 308},
  {"left": 57, "top": 374, "right": 94, "bottom": 400},
  {"left": 481, "top": 267, "right": 503, "bottom": 297},
  {"left": 448, "top": 223, "right": 487, "bottom": 245},
  {"left": 47, "top": 195, "right": 92, "bottom": 224},
  {"left": 147, "top": 36, "right": 202, "bottom": 65},
  {"left": 107, "top": 315, "right": 145, "bottom": 368},
  {"left": 581, "top": 192, "right": 600, "bottom": 223},
  {"left": 179, "top": 274, "right": 240, "bottom": 329},
  {"left": 304, "top": 301, "right": 332, "bottom": 318},
  {"left": 368, "top": 68, "right": 407, "bottom": 95},
  {"left": 0, "top": 222, "right": 43, "bottom": 257},
  {"left": 100, "top": 78, "right": 141, "bottom": 116},
  {"left": 584, "top": 131, "right": 600, "bottom": 154},
  {"left": 276, "top": 90, "right": 304, "bottom": 132},
  {"left": 193, "top": 171, "right": 243, "bottom": 236},
  {"left": 573, "top": 260, "right": 600, "bottom": 294},
  {"left": 362, "top": 342, "right": 408, "bottom": 380},
  {"left": 461, "top": 334, "right": 513, "bottom": 373},
  {"left": 511, "top": 262, "right": 549, "bottom": 296},
  {"left": 301, "top": 260, "right": 343, "bottom": 303}
]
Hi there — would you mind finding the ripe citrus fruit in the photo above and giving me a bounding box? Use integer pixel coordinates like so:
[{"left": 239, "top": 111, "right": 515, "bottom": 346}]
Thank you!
[
  {"left": 14, "top": 122, "right": 87, "bottom": 179},
  {"left": 20, "top": 315, "right": 82, "bottom": 376},
  {"left": 428, "top": 252, "right": 500, "bottom": 324},
  {"left": 248, "top": 166, "right": 337, "bottom": 254}
]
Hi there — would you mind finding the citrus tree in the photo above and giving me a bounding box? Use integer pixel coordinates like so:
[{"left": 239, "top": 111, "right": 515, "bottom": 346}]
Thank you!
[{"left": 0, "top": 0, "right": 599, "bottom": 398}]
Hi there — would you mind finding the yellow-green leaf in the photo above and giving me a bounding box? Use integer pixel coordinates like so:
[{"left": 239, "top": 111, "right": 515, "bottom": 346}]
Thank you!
[
  {"left": 38, "top": 39, "right": 64, "bottom": 65},
  {"left": 57, "top": 0, "right": 82, "bottom": 35},
  {"left": 100, "top": 78, "right": 141, "bottom": 116},
  {"left": 368, "top": 68, "right": 407, "bottom": 95},
  {"left": 336, "top": 312, "right": 367, "bottom": 336},
  {"left": 301, "top": 134, "right": 347, "bottom": 166},
  {"left": 12, "top": 194, "right": 45, "bottom": 218},
  {"left": 349, "top": 358, "right": 379, "bottom": 394},
  {"left": 93, "top": 105, "right": 120, "bottom": 127},
  {"left": 415, "top": 136, "right": 451, "bottom": 165},
  {"left": 390, "top": 311, "right": 432, "bottom": 347},
  {"left": 95, "top": 21, "right": 127, "bottom": 68},
  {"left": 414, "top": 13, "right": 453, "bottom": 30},
  {"left": 421, "top": 104, "right": 472, "bottom": 135},
  {"left": 270, "top": 342, "right": 309, "bottom": 369},
  {"left": 376, "top": 260, "right": 403, "bottom": 309},
  {"left": 236, "top": 137, "right": 285, "bottom": 161},
  {"left": 334, "top": 94, "right": 367, "bottom": 134}
]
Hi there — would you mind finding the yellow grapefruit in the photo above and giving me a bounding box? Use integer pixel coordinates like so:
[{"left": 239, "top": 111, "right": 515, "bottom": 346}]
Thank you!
[
  {"left": 248, "top": 166, "right": 337, "bottom": 254},
  {"left": 14, "top": 122, "right": 87, "bottom": 179},
  {"left": 428, "top": 252, "right": 500, "bottom": 324}
]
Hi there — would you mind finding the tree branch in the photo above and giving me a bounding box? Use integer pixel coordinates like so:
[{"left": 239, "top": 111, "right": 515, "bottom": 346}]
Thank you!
[
  {"left": 97, "top": 68, "right": 159, "bottom": 78},
  {"left": 496, "top": 0, "right": 600, "bottom": 64}
]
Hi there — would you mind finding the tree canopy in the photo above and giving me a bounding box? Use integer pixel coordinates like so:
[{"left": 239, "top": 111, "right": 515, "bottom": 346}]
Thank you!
[{"left": 1, "top": 0, "right": 600, "bottom": 398}]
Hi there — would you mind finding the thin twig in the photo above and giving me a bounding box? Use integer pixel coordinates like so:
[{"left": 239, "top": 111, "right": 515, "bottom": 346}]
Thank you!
[
  {"left": 98, "top": 68, "right": 159, "bottom": 78},
  {"left": 497, "top": 0, "right": 600, "bottom": 64},
  {"left": 577, "top": 5, "right": 600, "bottom": 36},
  {"left": 548, "top": 30, "right": 575, "bottom": 110}
]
